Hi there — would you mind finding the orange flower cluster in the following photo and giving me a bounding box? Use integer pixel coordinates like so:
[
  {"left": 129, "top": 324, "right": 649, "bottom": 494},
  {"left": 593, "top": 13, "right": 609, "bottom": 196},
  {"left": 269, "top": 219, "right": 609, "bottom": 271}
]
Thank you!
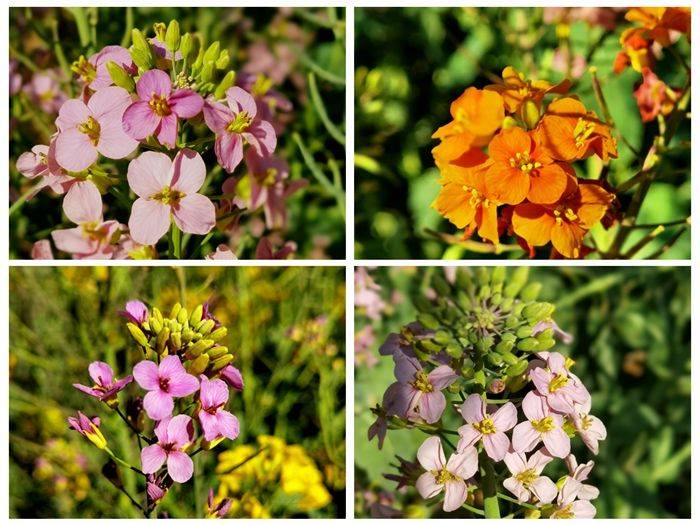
[{"left": 431, "top": 67, "right": 617, "bottom": 259}]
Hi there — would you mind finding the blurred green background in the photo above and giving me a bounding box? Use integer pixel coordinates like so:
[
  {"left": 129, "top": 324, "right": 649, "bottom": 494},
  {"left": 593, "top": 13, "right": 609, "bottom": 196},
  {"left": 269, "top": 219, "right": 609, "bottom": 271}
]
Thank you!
[
  {"left": 10, "top": 266, "right": 345, "bottom": 517},
  {"left": 354, "top": 7, "right": 690, "bottom": 259},
  {"left": 10, "top": 7, "right": 346, "bottom": 259},
  {"left": 355, "top": 266, "right": 690, "bottom": 518}
]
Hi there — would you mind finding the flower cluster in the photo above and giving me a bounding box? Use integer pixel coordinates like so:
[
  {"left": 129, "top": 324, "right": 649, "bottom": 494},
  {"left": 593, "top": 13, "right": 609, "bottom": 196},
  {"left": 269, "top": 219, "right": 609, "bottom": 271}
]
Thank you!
[
  {"left": 613, "top": 8, "right": 690, "bottom": 123},
  {"left": 215, "top": 435, "right": 332, "bottom": 517},
  {"left": 369, "top": 268, "right": 606, "bottom": 518},
  {"left": 67, "top": 299, "right": 244, "bottom": 517},
  {"left": 431, "top": 68, "right": 618, "bottom": 258},
  {"left": 14, "top": 19, "right": 303, "bottom": 259}
]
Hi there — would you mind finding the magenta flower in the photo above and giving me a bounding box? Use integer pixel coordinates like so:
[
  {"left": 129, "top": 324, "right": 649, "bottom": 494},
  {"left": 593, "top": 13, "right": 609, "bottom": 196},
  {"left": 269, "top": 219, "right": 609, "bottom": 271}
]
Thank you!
[
  {"left": 51, "top": 181, "right": 122, "bottom": 259},
  {"left": 530, "top": 352, "right": 590, "bottom": 414},
  {"left": 220, "top": 365, "right": 244, "bottom": 391},
  {"left": 571, "top": 397, "right": 607, "bottom": 455},
  {"left": 457, "top": 394, "right": 517, "bottom": 461},
  {"left": 16, "top": 144, "right": 72, "bottom": 198},
  {"left": 133, "top": 355, "right": 199, "bottom": 420},
  {"left": 390, "top": 355, "right": 457, "bottom": 424},
  {"left": 67, "top": 411, "right": 107, "bottom": 449},
  {"left": 503, "top": 449, "right": 558, "bottom": 504},
  {"left": 512, "top": 391, "right": 570, "bottom": 458},
  {"left": 54, "top": 86, "right": 138, "bottom": 172},
  {"left": 564, "top": 455, "right": 600, "bottom": 500},
  {"left": 202, "top": 87, "right": 276, "bottom": 173},
  {"left": 140, "top": 415, "right": 195, "bottom": 483},
  {"left": 146, "top": 473, "right": 170, "bottom": 505},
  {"left": 118, "top": 300, "right": 149, "bottom": 324},
  {"left": 207, "top": 488, "right": 232, "bottom": 518},
  {"left": 550, "top": 478, "right": 597, "bottom": 518},
  {"left": 73, "top": 361, "right": 133, "bottom": 403},
  {"left": 122, "top": 69, "right": 203, "bottom": 148},
  {"left": 75, "top": 45, "right": 136, "bottom": 91},
  {"left": 415, "top": 436, "right": 478, "bottom": 512},
  {"left": 126, "top": 149, "right": 216, "bottom": 245},
  {"left": 255, "top": 237, "right": 295, "bottom": 259},
  {"left": 23, "top": 72, "right": 67, "bottom": 114},
  {"left": 198, "top": 375, "right": 240, "bottom": 442}
]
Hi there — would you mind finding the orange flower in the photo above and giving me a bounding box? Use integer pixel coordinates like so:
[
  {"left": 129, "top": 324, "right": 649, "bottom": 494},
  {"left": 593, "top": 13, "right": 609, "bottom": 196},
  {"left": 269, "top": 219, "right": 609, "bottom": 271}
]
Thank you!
[
  {"left": 613, "top": 28, "right": 653, "bottom": 73},
  {"left": 485, "top": 66, "right": 570, "bottom": 114},
  {"left": 483, "top": 127, "right": 572, "bottom": 205},
  {"left": 625, "top": 7, "right": 691, "bottom": 46},
  {"left": 536, "top": 97, "right": 618, "bottom": 163},
  {"left": 431, "top": 156, "right": 500, "bottom": 245},
  {"left": 634, "top": 67, "right": 681, "bottom": 122},
  {"left": 432, "top": 87, "right": 505, "bottom": 166},
  {"left": 511, "top": 180, "right": 614, "bottom": 258}
]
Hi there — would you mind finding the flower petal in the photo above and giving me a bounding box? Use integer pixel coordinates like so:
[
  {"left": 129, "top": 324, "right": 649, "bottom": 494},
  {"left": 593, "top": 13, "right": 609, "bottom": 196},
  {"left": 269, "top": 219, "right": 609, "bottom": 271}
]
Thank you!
[
  {"left": 127, "top": 151, "right": 173, "bottom": 198},
  {"left": 216, "top": 410, "right": 240, "bottom": 440},
  {"left": 415, "top": 472, "right": 442, "bottom": 500},
  {"left": 530, "top": 476, "right": 558, "bottom": 504},
  {"left": 167, "top": 414, "right": 194, "bottom": 448},
  {"left": 443, "top": 479, "right": 467, "bottom": 512},
  {"left": 62, "top": 181, "right": 103, "bottom": 225},
  {"left": 428, "top": 365, "right": 458, "bottom": 390},
  {"left": 214, "top": 133, "right": 244, "bottom": 173},
  {"left": 172, "top": 193, "right": 216, "bottom": 236},
  {"left": 416, "top": 435, "right": 445, "bottom": 472},
  {"left": 512, "top": 421, "right": 540, "bottom": 453},
  {"left": 483, "top": 431, "right": 510, "bottom": 461},
  {"left": 54, "top": 129, "right": 97, "bottom": 172},
  {"left": 136, "top": 69, "right": 172, "bottom": 100},
  {"left": 226, "top": 86, "right": 257, "bottom": 118},
  {"left": 446, "top": 445, "right": 478, "bottom": 480},
  {"left": 51, "top": 227, "right": 96, "bottom": 256},
  {"left": 170, "top": 148, "right": 206, "bottom": 193},
  {"left": 167, "top": 450, "right": 194, "bottom": 483},
  {"left": 122, "top": 100, "right": 160, "bottom": 141},
  {"left": 199, "top": 376, "right": 229, "bottom": 409},
  {"left": 128, "top": 198, "right": 171, "bottom": 246},
  {"left": 140, "top": 444, "right": 167, "bottom": 474},
  {"left": 492, "top": 401, "right": 518, "bottom": 431},
  {"left": 56, "top": 99, "right": 90, "bottom": 131},
  {"left": 88, "top": 361, "right": 114, "bottom": 387},
  {"left": 460, "top": 394, "right": 486, "bottom": 424},
  {"left": 419, "top": 391, "right": 446, "bottom": 424},
  {"left": 143, "top": 389, "right": 174, "bottom": 420},
  {"left": 155, "top": 113, "right": 178, "bottom": 148},
  {"left": 170, "top": 89, "right": 204, "bottom": 118}
]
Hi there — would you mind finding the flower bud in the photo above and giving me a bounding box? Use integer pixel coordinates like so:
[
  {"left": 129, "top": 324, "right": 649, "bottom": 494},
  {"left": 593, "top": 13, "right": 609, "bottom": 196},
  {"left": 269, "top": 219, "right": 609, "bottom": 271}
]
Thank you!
[
  {"left": 417, "top": 313, "right": 439, "bottom": 330},
  {"left": 214, "top": 70, "right": 236, "bottom": 100},
  {"left": 186, "top": 338, "right": 214, "bottom": 358},
  {"left": 487, "top": 378, "right": 505, "bottom": 394},
  {"left": 521, "top": 99, "right": 541, "bottom": 129},
  {"left": 149, "top": 315, "right": 163, "bottom": 335},
  {"left": 203, "top": 42, "right": 220, "bottom": 64},
  {"left": 211, "top": 354, "right": 234, "bottom": 372},
  {"left": 197, "top": 319, "right": 216, "bottom": 335},
  {"left": 501, "top": 116, "right": 519, "bottom": 129},
  {"left": 189, "top": 304, "right": 203, "bottom": 326},
  {"left": 165, "top": 20, "right": 181, "bottom": 54},
  {"left": 516, "top": 337, "right": 539, "bottom": 352},
  {"left": 170, "top": 302, "right": 182, "bottom": 319},
  {"left": 153, "top": 22, "right": 166, "bottom": 42},
  {"left": 206, "top": 346, "right": 229, "bottom": 360},
  {"left": 180, "top": 33, "right": 194, "bottom": 60},
  {"left": 209, "top": 326, "right": 228, "bottom": 342},
  {"left": 506, "top": 359, "right": 529, "bottom": 377},
  {"left": 520, "top": 282, "right": 542, "bottom": 302},
  {"left": 127, "top": 323, "right": 149, "bottom": 348},
  {"left": 504, "top": 267, "right": 529, "bottom": 298},
  {"left": 215, "top": 49, "right": 230, "bottom": 69},
  {"left": 523, "top": 302, "right": 555, "bottom": 323},
  {"left": 200, "top": 62, "right": 215, "bottom": 83},
  {"left": 156, "top": 326, "right": 170, "bottom": 354},
  {"left": 186, "top": 353, "right": 209, "bottom": 375},
  {"left": 106, "top": 61, "right": 135, "bottom": 91},
  {"left": 516, "top": 326, "right": 533, "bottom": 338},
  {"left": 176, "top": 306, "right": 189, "bottom": 325},
  {"left": 431, "top": 273, "right": 450, "bottom": 297},
  {"left": 130, "top": 29, "right": 153, "bottom": 69},
  {"left": 170, "top": 331, "right": 182, "bottom": 350}
]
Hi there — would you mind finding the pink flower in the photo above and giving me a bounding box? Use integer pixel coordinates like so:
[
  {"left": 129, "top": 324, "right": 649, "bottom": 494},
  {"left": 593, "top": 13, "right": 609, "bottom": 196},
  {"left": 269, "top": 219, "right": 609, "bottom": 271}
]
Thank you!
[
  {"left": 355, "top": 268, "right": 386, "bottom": 321},
  {"left": 207, "top": 488, "right": 232, "bottom": 518},
  {"left": 118, "top": 300, "right": 149, "bottom": 324},
  {"left": 140, "top": 415, "right": 195, "bottom": 483},
  {"left": 415, "top": 436, "right": 478, "bottom": 512},
  {"left": 31, "top": 240, "right": 54, "bottom": 259},
  {"left": 54, "top": 86, "right": 138, "bottom": 172},
  {"left": 220, "top": 365, "right": 244, "bottom": 391},
  {"left": 23, "top": 72, "right": 67, "bottom": 113},
  {"left": 75, "top": 45, "right": 136, "bottom": 91},
  {"left": 122, "top": 69, "right": 203, "bottom": 148},
  {"left": 73, "top": 361, "right": 133, "bottom": 402},
  {"left": 126, "top": 149, "right": 216, "bottom": 245},
  {"left": 67, "top": 411, "right": 106, "bottom": 449},
  {"left": 10, "top": 59, "right": 22, "bottom": 95},
  {"left": 198, "top": 375, "right": 240, "bottom": 442},
  {"left": 549, "top": 478, "right": 597, "bottom": 518},
  {"left": 457, "top": 394, "right": 517, "bottom": 461},
  {"left": 255, "top": 237, "right": 295, "bottom": 259},
  {"left": 202, "top": 86, "right": 276, "bottom": 173},
  {"left": 634, "top": 67, "right": 681, "bottom": 123},
  {"left": 205, "top": 245, "right": 237, "bottom": 260},
  {"left": 530, "top": 352, "right": 590, "bottom": 414},
  {"left": 390, "top": 354, "right": 457, "bottom": 424},
  {"left": 16, "top": 144, "right": 72, "bottom": 198},
  {"left": 503, "top": 449, "right": 558, "bottom": 504},
  {"left": 133, "top": 355, "right": 199, "bottom": 420},
  {"left": 571, "top": 397, "right": 607, "bottom": 454},
  {"left": 565, "top": 455, "right": 599, "bottom": 500},
  {"left": 51, "top": 182, "right": 122, "bottom": 259},
  {"left": 379, "top": 322, "right": 435, "bottom": 359},
  {"left": 512, "top": 391, "right": 570, "bottom": 458}
]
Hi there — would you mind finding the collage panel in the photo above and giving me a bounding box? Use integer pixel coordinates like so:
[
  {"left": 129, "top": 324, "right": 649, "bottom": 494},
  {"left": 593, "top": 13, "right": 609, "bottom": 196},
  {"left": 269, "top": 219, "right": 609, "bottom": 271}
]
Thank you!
[
  {"left": 9, "top": 6, "right": 346, "bottom": 260},
  {"left": 9, "top": 266, "right": 346, "bottom": 518},
  {"left": 355, "top": 266, "right": 690, "bottom": 518},
  {"left": 354, "top": 7, "right": 690, "bottom": 260}
]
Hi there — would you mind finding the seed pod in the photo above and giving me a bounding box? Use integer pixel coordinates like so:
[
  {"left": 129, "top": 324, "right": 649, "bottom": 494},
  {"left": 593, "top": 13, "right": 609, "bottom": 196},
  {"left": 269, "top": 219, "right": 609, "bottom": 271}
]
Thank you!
[
  {"left": 211, "top": 354, "right": 234, "bottom": 372},
  {"left": 516, "top": 337, "right": 539, "bottom": 352},
  {"left": 165, "top": 20, "right": 181, "bottom": 54},
  {"left": 127, "top": 323, "right": 149, "bottom": 348},
  {"left": 186, "top": 354, "right": 209, "bottom": 375},
  {"left": 106, "top": 61, "right": 135, "bottom": 91},
  {"left": 209, "top": 326, "right": 228, "bottom": 342},
  {"left": 520, "top": 282, "right": 542, "bottom": 302}
]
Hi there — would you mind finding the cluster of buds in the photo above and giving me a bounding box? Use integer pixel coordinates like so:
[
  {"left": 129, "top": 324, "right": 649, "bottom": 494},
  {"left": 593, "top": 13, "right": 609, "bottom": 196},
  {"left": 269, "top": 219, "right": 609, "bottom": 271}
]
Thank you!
[{"left": 369, "top": 268, "right": 606, "bottom": 518}]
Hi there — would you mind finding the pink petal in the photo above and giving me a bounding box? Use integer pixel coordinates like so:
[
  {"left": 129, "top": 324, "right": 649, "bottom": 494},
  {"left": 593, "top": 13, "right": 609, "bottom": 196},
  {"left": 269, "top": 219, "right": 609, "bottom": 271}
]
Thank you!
[
  {"left": 155, "top": 113, "right": 178, "bottom": 148},
  {"left": 571, "top": 500, "right": 596, "bottom": 518},
  {"left": 530, "top": 368, "right": 553, "bottom": 396},
  {"left": 136, "top": 69, "right": 172, "bottom": 101},
  {"left": 214, "top": 132, "right": 244, "bottom": 173},
  {"left": 167, "top": 372, "right": 200, "bottom": 397},
  {"left": 31, "top": 239, "right": 54, "bottom": 259},
  {"left": 428, "top": 365, "right": 458, "bottom": 390},
  {"left": 443, "top": 479, "right": 467, "bottom": 512},
  {"left": 529, "top": 448, "right": 555, "bottom": 473},
  {"left": 415, "top": 472, "right": 442, "bottom": 500},
  {"left": 87, "top": 86, "right": 132, "bottom": 120},
  {"left": 503, "top": 477, "right": 530, "bottom": 503},
  {"left": 522, "top": 391, "right": 548, "bottom": 421},
  {"left": 167, "top": 451, "right": 194, "bottom": 483},
  {"left": 143, "top": 389, "right": 174, "bottom": 420},
  {"left": 97, "top": 115, "right": 138, "bottom": 159},
  {"left": 170, "top": 89, "right": 204, "bottom": 118},
  {"left": 512, "top": 421, "right": 540, "bottom": 453},
  {"left": 199, "top": 410, "right": 220, "bottom": 442},
  {"left": 128, "top": 198, "right": 171, "bottom": 246},
  {"left": 446, "top": 445, "right": 478, "bottom": 480},
  {"left": 17, "top": 145, "right": 50, "bottom": 178},
  {"left": 172, "top": 193, "right": 216, "bottom": 235},
  {"left": 166, "top": 414, "right": 194, "bottom": 448},
  {"left": 127, "top": 151, "right": 173, "bottom": 198},
  {"left": 460, "top": 394, "right": 486, "bottom": 424},
  {"left": 56, "top": 99, "right": 90, "bottom": 131},
  {"left": 547, "top": 352, "right": 567, "bottom": 373},
  {"left": 492, "top": 402, "right": 518, "bottom": 431},
  {"left": 140, "top": 444, "right": 167, "bottom": 473},
  {"left": 88, "top": 361, "right": 114, "bottom": 386},
  {"left": 51, "top": 227, "right": 96, "bottom": 255},
  {"left": 153, "top": 417, "right": 171, "bottom": 443},
  {"left": 170, "top": 148, "right": 206, "bottom": 193},
  {"left": 73, "top": 384, "right": 100, "bottom": 398},
  {"left": 159, "top": 355, "right": 186, "bottom": 379},
  {"left": 419, "top": 391, "right": 446, "bottom": 424},
  {"left": 578, "top": 483, "right": 600, "bottom": 501},
  {"left": 530, "top": 476, "right": 558, "bottom": 504},
  {"left": 483, "top": 431, "right": 510, "bottom": 461},
  {"left": 558, "top": 478, "right": 582, "bottom": 506},
  {"left": 416, "top": 436, "right": 445, "bottom": 472},
  {"left": 393, "top": 354, "right": 421, "bottom": 383},
  {"left": 202, "top": 99, "right": 233, "bottom": 134},
  {"left": 243, "top": 120, "right": 276, "bottom": 157},
  {"left": 199, "top": 376, "right": 229, "bottom": 409},
  {"left": 89, "top": 45, "right": 135, "bottom": 90},
  {"left": 456, "top": 425, "right": 481, "bottom": 452},
  {"left": 122, "top": 100, "right": 160, "bottom": 141},
  {"left": 226, "top": 86, "right": 257, "bottom": 118},
  {"left": 54, "top": 129, "right": 97, "bottom": 172},
  {"left": 63, "top": 181, "right": 102, "bottom": 224},
  {"left": 503, "top": 452, "right": 527, "bottom": 475},
  {"left": 216, "top": 410, "right": 240, "bottom": 440}
]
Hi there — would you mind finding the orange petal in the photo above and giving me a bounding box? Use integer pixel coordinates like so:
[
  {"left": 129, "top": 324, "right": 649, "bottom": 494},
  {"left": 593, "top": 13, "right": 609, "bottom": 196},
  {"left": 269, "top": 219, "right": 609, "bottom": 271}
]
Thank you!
[
  {"left": 431, "top": 183, "right": 478, "bottom": 229},
  {"left": 476, "top": 201, "right": 500, "bottom": 245},
  {"left": 535, "top": 115, "right": 579, "bottom": 162},
  {"left": 527, "top": 162, "right": 570, "bottom": 204},
  {"left": 512, "top": 203, "right": 555, "bottom": 246},
  {"left": 551, "top": 222, "right": 586, "bottom": 258},
  {"left": 485, "top": 164, "right": 530, "bottom": 205},
  {"left": 488, "top": 127, "right": 533, "bottom": 164},
  {"left": 575, "top": 183, "right": 614, "bottom": 227},
  {"left": 432, "top": 133, "right": 476, "bottom": 165}
]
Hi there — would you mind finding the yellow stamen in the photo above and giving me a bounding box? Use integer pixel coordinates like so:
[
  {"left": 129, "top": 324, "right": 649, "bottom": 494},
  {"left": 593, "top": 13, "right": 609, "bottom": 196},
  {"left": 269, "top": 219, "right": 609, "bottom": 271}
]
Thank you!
[
  {"left": 549, "top": 373, "right": 569, "bottom": 392},
  {"left": 473, "top": 417, "right": 497, "bottom": 435},
  {"left": 410, "top": 371, "right": 434, "bottom": 393},
  {"left": 150, "top": 187, "right": 185, "bottom": 205},
  {"left": 515, "top": 468, "right": 538, "bottom": 486},
  {"left": 227, "top": 111, "right": 252, "bottom": 134},
  {"left": 531, "top": 416, "right": 555, "bottom": 433},
  {"left": 77, "top": 116, "right": 101, "bottom": 146},
  {"left": 148, "top": 93, "right": 172, "bottom": 117}
]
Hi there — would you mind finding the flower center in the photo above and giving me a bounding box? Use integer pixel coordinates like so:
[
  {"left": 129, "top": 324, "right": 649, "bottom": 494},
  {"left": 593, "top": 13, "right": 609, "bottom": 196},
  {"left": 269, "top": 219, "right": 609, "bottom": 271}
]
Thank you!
[
  {"left": 551, "top": 503, "right": 575, "bottom": 519},
  {"left": 573, "top": 118, "right": 596, "bottom": 148},
  {"left": 553, "top": 206, "right": 579, "bottom": 225},
  {"left": 515, "top": 468, "right": 538, "bottom": 487},
  {"left": 509, "top": 151, "right": 542, "bottom": 174},
  {"left": 149, "top": 94, "right": 172, "bottom": 117},
  {"left": 151, "top": 187, "right": 185, "bottom": 205},
  {"left": 473, "top": 417, "right": 497, "bottom": 435},
  {"left": 410, "top": 371, "right": 434, "bottom": 393},
  {"left": 82, "top": 221, "right": 108, "bottom": 241},
  {"left": 580, "top": 414, "right": 592, "bottom": 431},
  {"left": 251, "top": 75, "right": 273, "bottom": 98},
  {"left": 261, "top": 168, "right": 278, "bottom": 186},
  {"left": 531, "top": 416, "right": 555, "bottom": 433},
  {"left": 433, "top": 467, "right": 459, "bottom": 485},
  {"left": 78, "top": 116, "right": 101, "bottom": 146},
  {"left": 461, "top": 185, "right": 491, "bottom": 208},
  {"left": 71, "top": 55, "right": 96, "bottom": 83},
  {"left": 549, "top": 373, "right": 569, "bottom": 392},
  {"left": 159, "top": 377, "right": 170, "bottom": 392},
  {"left": 227, "top": 111, "right": 252, "bottom": 134}
]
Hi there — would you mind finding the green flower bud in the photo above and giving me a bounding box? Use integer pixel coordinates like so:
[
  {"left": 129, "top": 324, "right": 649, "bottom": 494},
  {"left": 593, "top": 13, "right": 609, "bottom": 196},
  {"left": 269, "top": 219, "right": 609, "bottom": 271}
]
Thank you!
[
  {"left": 214, "top": 70, "right": 236, "bottom": 100},
  {"left": 491, "top": 266, "right": 506, "bottom": 285},
  {"left": 153, "top": 22, "right": 166, "bottom": 42},
  {"left": 192, "top": 43, "right": 205, "bottom": 71},
  {"left": 431, "top": 273, "right": 451, "bottom": 297},
  {"left": 176, "top": 306, "right": 189, "bottom": 325},
  {"left": 500, "top": 297, "right": 514, "bottom": 312},
  {"left": 181, "top": 327, "right": 194, "bottom": 345},
  {"left": 495, "top": 339, "right": 515, "bottom": 354},
  {"left": 523, "top": 302, "right": 555, "bottom": 323},
  {"left": 476, "top": 267, "right": 490, "bottom": 286},
  {"left": 200, "top": 61, "right": 215, "bottom": 83},
  {"left": 215, "top": 49, "right": 229, "bottom": 69},
  {"left": 516, "top": 326, "right": 533, "bottom": 338},
  {"left": 106, "top": 61, "right": 135, "bottom": 91},
  {"left": 490, "top": 293, "right": 503, "bottom": 307},
  {"left": 170, "top": 303, "right": 182, "bottom": 319},
  {"left": 486, "top": 352, "right": 503, "bottom": 366},
  {"left": 186, "top": 338, "right": 215, "bottom": 358},
  {"left": 521, "top": 99, "right": 541, "bottom": 130},
  {"left": 149, "top": 316, "right": 163, "bottom": 335},
  {"left": 413, "top": 295, "right": 433, "bottom": 313},
  {"left": 127, "top": 323, "right": 149, "bottom": 348},
  {"left": 473, "top": 369, "right": 486, "bottom": 387},
  {"left": 170, "top": 331, "right": 182, "bottom": 350},
  {"left": 535, "top": 337, "right": 556, "bottom": 351},
  {"left": 209, "top": 326, "right": 228, "bottom": 342},
  {"left": 505, "top": 316, "right": 520, "bottom": 329},
  {"left": 461, "top": 363, "right": 475, "bottom": 378},
  {"left": 516, "top": 337, "right": 539, "bottom": 352},
  {"left": 211, "top": 354, "right": 234, "bottom": 372},
  {"left": 203, "top": 42, "right": 220, "bottom": 64},
  {"left": 504, "top": 267, "right": 529, "bottom": 298},
  {"left": 206, "top": 346, "right": 229, "bottom": 359},
  {"left": 500, "top": 351, "right": 520, "bottom": 365},
  {"left": 520, "top": 282, "right": 542, "bottom": 302},
  {"left": 434, "top": 330, "right": 451, "bottom": 344},
  {"left": 456, "top": 291, "right": 472, "bottom": 311},
  {"left": 417, "top": 313, "right": 439, "bottom": 330},
  {"left": 156, "top": 327, "right": 170, "bottom": 354},
  {"left": 189, "top": 304, "right": 203, "bottom": 326},
  {"left": 165, "top": 20, "right": 181, "bottom": 54},
  {"left": 152, "top": 307, "right": 163, "bottom": 325},
  {"left": 475, "top": 336, "right": 494, "bottom": 353},
  {"left": 180, "top": 33, "right": 193, "bottom": 60},
  {"left": 506, "top": 359, "right": 529, "bottom": 377},
  {"left": 197, "top": 319, "right": 216, "bottom": 335},
  {"left": 455, "top": 268, "right": 475, "bottom": 294},
  {"left": 186, "top": 354, "right": 209, "bottom": 375},
  {"left": 501, "top": 332, "right": 517, "bottom": 344},
  {"left": 478, "top": 284, "right": 491, "bottom": 300},
  {"left": 445, "top": 343, "right": 462, "bottom": 359}
]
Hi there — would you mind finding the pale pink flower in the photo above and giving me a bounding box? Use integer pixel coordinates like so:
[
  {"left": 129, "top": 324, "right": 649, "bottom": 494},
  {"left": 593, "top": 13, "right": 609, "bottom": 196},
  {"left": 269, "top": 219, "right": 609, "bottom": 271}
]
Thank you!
[
  {"left": 16, "top": 144, "right": 72, "bottom": 197},
  {"left": 503, "top": 449, "right": 558, "bottom": 504},
  {"left": 198, "top": 375, "right": 240, "bottom": 442},
  {"left": 571, "top": 397, "right": 607, "bottom": 455},
  {"left": 127, "top": 149, "right": 215, "bottom": 245},
  {"left": 202, "top": 87, "right": 276, "bottom": 173},
  {"left": 31, "top": 240, "right": 54, "bottom": 259},
  {"left": 77, "top": 45, "right": 136, "bottom": 91},
  {"left": 141, "top": 415, "right": 195, "bottom": 483},
  {"left": 133, "top": 355, "right": 199, "bottom": 420},
  {"left": 205, "top": 245, "right": 237, "bottom": 260},
  {"left": 457, "top": 394, "right": 517, "bottom": 461},
  {"left": 23, "top": 72, "right": 67, "bottom": 113},
  {"left": 415, "top": 436, "right": 478, "bottom": 512},
  {"left": 549, "top": 478, "right": 597, "bottom": 518},
  {"left": 122, "top": 69, "right": 203, "bottom": 148},
  {"left": 118, "top": 300, "right": 148, "bottom": 324},
  {"left": 113, "top": 234, "right": 155, "bottom": 260},
  {"left": 565, "top": 455, "right": 599, "bottom": 500},
  {"left": 512, "top": 391, "right": 570, "bottom": 458},
  {"left": 73, "top": 361, "right": 133, "bottom": 402},
  {"left": 54, "top": 86, "right": 138, "bottom": 172},
  {"left": 529, "top": 352, "right": 590, "bottom": 414},
  {"left": 355, "top": 267, "right": 386, "bottom": 321},
  {"left": 51, "top": 182, "right": 121, "bottom": 259}
]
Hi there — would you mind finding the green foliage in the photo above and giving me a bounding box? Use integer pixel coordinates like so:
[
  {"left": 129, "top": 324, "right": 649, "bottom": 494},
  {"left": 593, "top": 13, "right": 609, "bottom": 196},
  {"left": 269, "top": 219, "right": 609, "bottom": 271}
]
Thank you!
[{"left": 355, "top": 266, "right": 690, "bottom": 518}]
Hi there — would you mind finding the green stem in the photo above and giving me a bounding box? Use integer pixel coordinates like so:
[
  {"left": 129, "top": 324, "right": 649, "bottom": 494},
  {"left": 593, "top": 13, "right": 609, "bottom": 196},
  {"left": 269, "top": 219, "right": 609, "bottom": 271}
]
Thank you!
[
  {"left": 308, "top": 72, "right": 345, "bottom": 146},
  {"left": 9, "top": 183, "right": 44, "bottom": 218},
  {"left": 104, "top": 447, "right": 145, "bottom": 476},
  {"left": 480, "top": 450, "right": 500, "bottom": 518},
  {"left": 462, "top": 502, "right": 486, "bottom": 516},
  {"left": 67, "top": 7, "right": 91, "bottom": 49},
  {"left": 170, "top": 221, "right": 181, "bottom": 259},
  {"left": 497, "top": 491, "right": 538, "bottom": 510}
]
